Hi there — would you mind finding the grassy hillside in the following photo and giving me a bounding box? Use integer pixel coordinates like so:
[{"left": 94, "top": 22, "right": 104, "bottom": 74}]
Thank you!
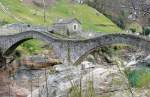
[{"left": 0, "top": 0, "right": 122, "bottom": 33}]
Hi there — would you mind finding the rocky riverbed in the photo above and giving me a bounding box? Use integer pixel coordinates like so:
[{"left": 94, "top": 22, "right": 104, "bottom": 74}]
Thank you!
[
  {"left": 0, "top": 45, "right": 150, "bottom": 97},
  {"left": 28, "top": 46, "right": 150, "bottom": 97},
  {"left": 32, "top": 62, "right": 150, "bottom": 97}
]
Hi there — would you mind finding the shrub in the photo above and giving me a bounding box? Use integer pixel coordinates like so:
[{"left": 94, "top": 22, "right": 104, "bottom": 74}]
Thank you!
[
  {"left": 143, "top": 26, "right": 150, "bottom": 35},
  {"left": 129, "top": 28, "right": 136, "bottom": 33},
  {"left": 127, "top": 67, "right": 150, "bottom": 88},
  {"left": 128, "top": 22, "right": 142, "bottom": 33},
  {"left": 0, "top": 20, "right": 9, "bottom": 26},
  {"left": 104, "top": 13, "right": 126, "bottom": 29},
  {"left": 14, "top": 50, "right": 22, "bottom": 58},
  {"left": 20, "top": 39, "right": 45, "bottom": 54}
]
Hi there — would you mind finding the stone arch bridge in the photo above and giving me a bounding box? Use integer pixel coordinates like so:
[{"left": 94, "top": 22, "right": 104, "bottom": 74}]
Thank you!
[{"left": 0, "top": 30, "right": 150, "bottom": 68}]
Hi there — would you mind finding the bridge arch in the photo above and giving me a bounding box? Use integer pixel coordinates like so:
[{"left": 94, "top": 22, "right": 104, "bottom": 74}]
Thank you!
[
  {"left": 1, "top": 31, "right": 150, "bottom": 66},
  {"left": 74, "top": 44, "right": 139, "bottom": 65},
  {"left": 3, "top": 30, "right": 61, "bottom": 56},
  {"left": 4, "top": 38, "right": 33, "bottom": 56},
  {"left": 70, "top": 34, "right": 150, "bottom": 65}
]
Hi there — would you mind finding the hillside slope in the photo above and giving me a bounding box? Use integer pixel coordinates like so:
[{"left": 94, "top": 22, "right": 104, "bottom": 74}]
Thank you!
[{"left": 0, "top": 0, "right": 122, "bottom": 33}]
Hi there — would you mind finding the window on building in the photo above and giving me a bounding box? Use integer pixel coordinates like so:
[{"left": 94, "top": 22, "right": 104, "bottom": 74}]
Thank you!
[
  {"left": 148, "top": 18, "right": 150, "bottom": 25},
  {"left": 73, "top": 23, "right": 78, "bottom": 31}
]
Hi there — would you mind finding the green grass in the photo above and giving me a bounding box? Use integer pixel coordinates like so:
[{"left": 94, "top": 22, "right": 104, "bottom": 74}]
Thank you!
[
  {"left": 17, "top": 39, "right": 47, "bottom": 55},
  {"left": 0, "top": 0, "right": 121, "bottom": 33},
  {"left": 69, "top": 80, "right": 97, "bottom": 97}
]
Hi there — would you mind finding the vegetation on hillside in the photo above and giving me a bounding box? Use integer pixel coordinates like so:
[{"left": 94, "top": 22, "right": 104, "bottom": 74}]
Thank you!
[
  {"left": 0, "top": 0, "right": 121, "bottom": 33},
  {"left": 84, "top": 0, "right": 150, "bottom": 33}
]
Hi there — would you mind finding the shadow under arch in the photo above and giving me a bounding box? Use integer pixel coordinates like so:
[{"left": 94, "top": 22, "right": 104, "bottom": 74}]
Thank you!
[
  {"left": 73, "top": 43, "right": 146, "bottom": 65},
  {"left": 4, "top": 38, "right": 33, "bottom": 56},
  {"left": 3, "top": 31, "right": 57, "bottom": 56}
]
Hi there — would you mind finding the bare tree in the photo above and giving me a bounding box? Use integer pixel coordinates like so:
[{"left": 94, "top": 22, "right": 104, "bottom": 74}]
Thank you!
[{"left": 84, "top": 0, "right": 150, "bottom": 27}]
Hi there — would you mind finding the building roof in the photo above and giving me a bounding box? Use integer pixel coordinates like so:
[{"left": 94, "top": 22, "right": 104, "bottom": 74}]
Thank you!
[{"left": 53, "top": 18, "right": 81, "bottom": 25}]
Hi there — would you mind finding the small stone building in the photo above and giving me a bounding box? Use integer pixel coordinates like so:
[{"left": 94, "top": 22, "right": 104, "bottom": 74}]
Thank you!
[
  {"left": 52, "top": 18, "right": 82, "bottom": 36},
  {"left": 73, "top": 0, "right": 84, "bottom": 4}
]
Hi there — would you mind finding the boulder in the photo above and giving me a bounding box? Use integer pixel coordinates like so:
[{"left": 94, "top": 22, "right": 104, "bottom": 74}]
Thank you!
[
  {"left": 21, "top": 55, "right": 62, "bottom": 69},
  {"left": 14, "top": 88, "right": 30, "bottom": 97},
  {"left": 30, "top": 61, "right": 130, "bottom": 97}
]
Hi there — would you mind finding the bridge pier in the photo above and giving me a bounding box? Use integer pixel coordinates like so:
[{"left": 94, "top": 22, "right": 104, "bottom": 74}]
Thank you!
[
  {"left": 0, "top": 56, "right": 6, "bottom": 69},
  {"left": 0, "top": 51, "right": 13, "bottom": 69}
]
